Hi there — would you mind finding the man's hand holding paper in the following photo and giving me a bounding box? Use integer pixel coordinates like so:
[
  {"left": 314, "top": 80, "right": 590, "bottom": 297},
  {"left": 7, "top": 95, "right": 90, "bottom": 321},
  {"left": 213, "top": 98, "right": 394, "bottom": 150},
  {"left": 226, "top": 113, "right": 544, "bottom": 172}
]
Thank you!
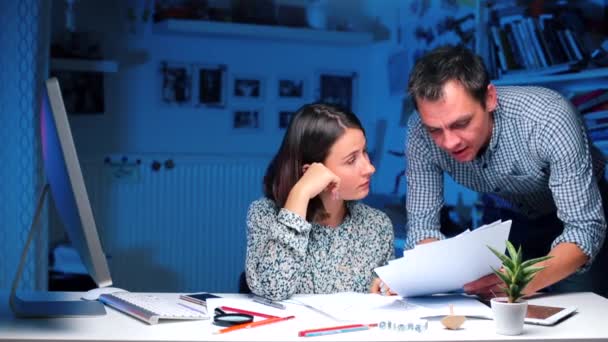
[
  {"left": 374, "top": 220, "right": 512, "bottom": 298},
  {"left": 463, "top": 272, "right": 506, "bottom": 299}
]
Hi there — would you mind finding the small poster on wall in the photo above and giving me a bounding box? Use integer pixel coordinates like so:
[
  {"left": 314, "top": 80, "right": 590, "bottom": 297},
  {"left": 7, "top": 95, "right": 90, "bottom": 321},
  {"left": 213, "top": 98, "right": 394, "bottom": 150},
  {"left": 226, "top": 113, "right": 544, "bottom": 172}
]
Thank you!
[
  {"left": 233, "top": 76, "right": 264, "bottom": 99},
  {"left": 278, "top": 77, "right": 306, "bottom": 99},
  {"left": 50, "top": 70, "right": 105, "bottom": 114},
  {"left": 232, "top": 109, "right": 262, "bottom": 131},
  {"left": 160, "top": 61, "right": 192, "bottom": 105},
  {"left": 195, "top": 64, "right": 227, "bottom": 107},
  {"left": 318, "top": 72, "right": 357, "bottom": 111}
]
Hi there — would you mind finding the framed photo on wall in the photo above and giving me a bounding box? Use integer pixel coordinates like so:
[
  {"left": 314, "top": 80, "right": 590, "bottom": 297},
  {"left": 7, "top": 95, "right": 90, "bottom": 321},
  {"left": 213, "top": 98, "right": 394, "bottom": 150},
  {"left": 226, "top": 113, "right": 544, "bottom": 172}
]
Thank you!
[
  {"left": 160, "top": 61, "right": 192, "bottom": 105},
  {"left": 317, "top": 71, "right": 357, "bottom": 112},
  {"left": 277, "top": 77, "right": 306, "bottom": 99},
  {"left": 278, "top": 110, "right": 295, "bottom": 129},
  {"left": 233, "top": 76, "right": 264, "bottom": 99},
  {"left": 232, "top": 109, "right": 262, "bottom": 131},
  {"left": 50, "top": 70, "right": 105, "bottom": 114},
  {"left": 194, "top": 64, "right": 227, "bottom": 107}
]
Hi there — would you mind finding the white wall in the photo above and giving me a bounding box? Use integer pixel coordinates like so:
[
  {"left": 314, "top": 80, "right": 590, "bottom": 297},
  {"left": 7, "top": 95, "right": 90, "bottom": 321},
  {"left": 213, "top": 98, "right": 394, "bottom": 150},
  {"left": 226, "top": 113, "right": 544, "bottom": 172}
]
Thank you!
[
  {"left": 47, "top": 0, "right": 487, "bottom": 291},
  {"left": 53, "top": 0, "right": 479, "bottom": 200}
]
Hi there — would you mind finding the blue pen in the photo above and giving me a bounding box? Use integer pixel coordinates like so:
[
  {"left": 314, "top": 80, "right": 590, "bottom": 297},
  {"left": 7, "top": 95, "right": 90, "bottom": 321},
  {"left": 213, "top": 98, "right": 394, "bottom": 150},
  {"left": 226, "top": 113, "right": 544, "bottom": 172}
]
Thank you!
[
  {"left": 303, "top": 326, "right": 370, "bottom": 337},
  {"left": 299, "top": 323, "right": 377, "bottom": 337}
]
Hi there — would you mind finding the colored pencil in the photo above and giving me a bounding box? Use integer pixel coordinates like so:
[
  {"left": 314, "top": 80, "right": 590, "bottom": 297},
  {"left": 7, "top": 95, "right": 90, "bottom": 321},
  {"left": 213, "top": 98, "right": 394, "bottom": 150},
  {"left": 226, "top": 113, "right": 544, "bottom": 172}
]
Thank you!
[
  {"left": 298, "top": 323, "right": 377, "bottom": 337},
  {"left": 215, "top": 315, "right": 295, "bottom": 334},
  {"left": 220, "top": 306, "right": 277, "bottom": 319}
]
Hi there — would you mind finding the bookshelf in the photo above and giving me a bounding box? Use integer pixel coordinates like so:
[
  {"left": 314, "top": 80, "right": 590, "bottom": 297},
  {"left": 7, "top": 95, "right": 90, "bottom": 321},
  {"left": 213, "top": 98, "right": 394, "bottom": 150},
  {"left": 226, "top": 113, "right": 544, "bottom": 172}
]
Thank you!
[
  {"left": 475, "top": 0, "right": 608, "bottom": 90},
  {"left": 153, "top": 19, "right": 376, "bottom": 45},
  {"left": 492, "top": 67, "right": 608, "bottom": 92},
  {"left": 475, "top": 0, "right": 608, "bottom": 156}
]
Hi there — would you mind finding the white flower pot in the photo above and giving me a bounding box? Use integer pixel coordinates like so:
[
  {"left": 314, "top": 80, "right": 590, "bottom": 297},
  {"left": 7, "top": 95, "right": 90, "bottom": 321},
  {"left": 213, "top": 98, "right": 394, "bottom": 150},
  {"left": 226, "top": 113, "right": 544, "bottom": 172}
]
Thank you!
[{"left": 491, "top": 297, "right": 528, "bottom": 335}]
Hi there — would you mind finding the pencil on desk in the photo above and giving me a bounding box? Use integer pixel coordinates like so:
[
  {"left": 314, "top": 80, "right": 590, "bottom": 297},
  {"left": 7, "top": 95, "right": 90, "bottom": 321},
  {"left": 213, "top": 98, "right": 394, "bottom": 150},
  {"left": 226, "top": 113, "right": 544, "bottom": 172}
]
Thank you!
[
  {"left": 298, "top": 323, "right": 378, "bottom": 337},
  {"left": 219, "top": 306, "right": 278, "bottom": 319},
  {"left": 215, "top": 315, "right": 295, "bottom": 334}
]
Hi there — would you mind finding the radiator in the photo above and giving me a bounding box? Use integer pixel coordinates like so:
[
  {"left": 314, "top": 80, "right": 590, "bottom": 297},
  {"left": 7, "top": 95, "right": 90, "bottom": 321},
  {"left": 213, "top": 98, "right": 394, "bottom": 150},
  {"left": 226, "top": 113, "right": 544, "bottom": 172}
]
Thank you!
[{"left": 78, "top": 155, "right": 269, "bottom": 293}]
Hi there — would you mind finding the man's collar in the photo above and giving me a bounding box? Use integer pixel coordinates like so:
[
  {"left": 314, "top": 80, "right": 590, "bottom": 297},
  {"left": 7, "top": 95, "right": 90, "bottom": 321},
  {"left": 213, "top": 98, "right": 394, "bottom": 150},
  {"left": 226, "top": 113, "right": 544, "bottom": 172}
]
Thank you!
[{"left": 489, "top": 107, "right": 501, "bottom": 152}]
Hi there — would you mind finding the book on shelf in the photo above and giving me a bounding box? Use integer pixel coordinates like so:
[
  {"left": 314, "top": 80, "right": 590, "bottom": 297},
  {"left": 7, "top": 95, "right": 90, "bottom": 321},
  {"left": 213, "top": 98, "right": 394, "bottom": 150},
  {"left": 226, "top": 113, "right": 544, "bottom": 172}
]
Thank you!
[
  {"left": 571, "top": 89, "right": 607, "bottom": 107},
  {"left": 572, "top": 90, "right": 608, "bottom": 113},
  {"left": 581, "top": 109, "right": 608, "bottom": 138},
  {"left": 583, "top": 110, "right": 608, "bottom": 123},
  {"left": 498, "top": 60, "right": 585, "bottom": 80},
  {"left": 585, "top": 102, "right": 608, "bottom": 114},
  {"left": 589, "top": 128, "right": 608, "bottom": 140},
  {"left": 485, "top": 3, "right": 590, "bottom": 75},
  {"left": 587, "top": 122, "right": 608, "bottom": 131}
]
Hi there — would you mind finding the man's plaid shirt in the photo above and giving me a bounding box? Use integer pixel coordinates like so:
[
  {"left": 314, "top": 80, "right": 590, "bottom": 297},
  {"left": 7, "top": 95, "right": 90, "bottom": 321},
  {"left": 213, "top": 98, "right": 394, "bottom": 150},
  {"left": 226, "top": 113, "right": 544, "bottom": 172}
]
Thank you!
[{"left": 405, "top": 86, "right": 606, "bottom": 267}]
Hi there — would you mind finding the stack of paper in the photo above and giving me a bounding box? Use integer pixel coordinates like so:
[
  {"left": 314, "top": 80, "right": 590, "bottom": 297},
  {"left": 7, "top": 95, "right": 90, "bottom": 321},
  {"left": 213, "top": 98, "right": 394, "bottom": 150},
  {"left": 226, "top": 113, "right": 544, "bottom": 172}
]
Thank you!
[
  {"left": 375, "top": 220, "right": 512, "bottom": 297},
  {"left": 286, "top": 292, "right": 494, "bottom": 321}
]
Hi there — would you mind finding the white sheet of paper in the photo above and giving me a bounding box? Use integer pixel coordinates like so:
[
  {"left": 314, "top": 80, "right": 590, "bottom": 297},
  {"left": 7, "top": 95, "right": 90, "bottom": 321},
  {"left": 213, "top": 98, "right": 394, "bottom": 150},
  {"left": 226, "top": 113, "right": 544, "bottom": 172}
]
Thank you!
[
  {"left": 375, "top": 220, "right": 511, "bottom": 297},
  {"left": 287, "top": 292, "right": 418, "bottom": 322},
  {"left": 407, "top": 294, "right": 494, "bottom": 319},
  {"left": 285, "top": 293, "right": 493, "bottom": 322}
]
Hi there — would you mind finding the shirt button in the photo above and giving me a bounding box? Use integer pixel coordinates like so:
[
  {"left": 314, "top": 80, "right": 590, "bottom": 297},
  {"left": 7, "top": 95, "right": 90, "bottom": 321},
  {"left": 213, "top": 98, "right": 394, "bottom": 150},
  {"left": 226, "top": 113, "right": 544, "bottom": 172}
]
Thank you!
[
  {"left": 482, "top": 163, "right": 488, "bottom": 169},
  {"left": 494, "top": 187, "right": 500, "bottom": 192}
]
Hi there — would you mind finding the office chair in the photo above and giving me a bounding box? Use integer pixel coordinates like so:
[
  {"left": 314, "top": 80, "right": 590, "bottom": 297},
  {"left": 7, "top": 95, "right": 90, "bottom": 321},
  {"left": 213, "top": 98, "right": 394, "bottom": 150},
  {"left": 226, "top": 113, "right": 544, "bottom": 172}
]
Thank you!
[{"left": 238, "top": 272, "right": 251, "bottom": 294}]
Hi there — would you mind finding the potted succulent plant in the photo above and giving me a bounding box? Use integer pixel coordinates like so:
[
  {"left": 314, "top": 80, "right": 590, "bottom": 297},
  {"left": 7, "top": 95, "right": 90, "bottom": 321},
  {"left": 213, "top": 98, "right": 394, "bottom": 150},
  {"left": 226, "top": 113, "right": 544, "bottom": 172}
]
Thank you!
[{"left": 487, "top": 241, "right": 553, "bottom": 335}]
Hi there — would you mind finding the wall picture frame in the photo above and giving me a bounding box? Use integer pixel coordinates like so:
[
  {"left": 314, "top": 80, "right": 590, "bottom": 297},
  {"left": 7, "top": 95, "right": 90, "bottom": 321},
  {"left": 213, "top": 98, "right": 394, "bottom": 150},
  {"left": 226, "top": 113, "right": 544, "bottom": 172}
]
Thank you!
[
  {"left": 232, "top": 109, "right": 262, "bottom": 131},
  {"left": 278, "top": 110, "right": 295, "bottom": 129},
  {"left": 277, "top": 77, "right": 306, "bottom": 99},
  {"left": 50, "top": 70, "right": 105, "bottom": 115},
  {"left": 233, "top": 76, "right": 264, "bottom": 99},
  {"left": 194, "top": 63, "right": 227, "bottom": 107},
  {"left": 160, "top": 60, "right": 192, "bottom": 105},
  {"left": 317, "top": 71, "right": 357, "bottom": 112}
]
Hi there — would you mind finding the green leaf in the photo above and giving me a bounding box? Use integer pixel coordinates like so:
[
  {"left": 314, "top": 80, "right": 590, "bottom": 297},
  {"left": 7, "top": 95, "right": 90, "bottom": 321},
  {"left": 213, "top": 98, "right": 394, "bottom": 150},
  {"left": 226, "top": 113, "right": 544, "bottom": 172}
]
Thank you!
[
  {"left": 487, "top": 245, "right": 512, "bottom": 268},
  {"left": 492, "top": 267, "right": 511, "bottom": 285},
  {"left": 487, "top": 240, "right": 552, "bottom": 301},
  {"left": 522, "top": 266, "right": 546, "bottom": 276},
  {"left": 506, "top": 241, "right": 518, "bottom": 262},
  {"left": 502, "top": 263, "right": 514, "bottom": 277},
  {"left": 523, "top": 273, "right": 536, "bottom": 284},
  {"left": 521, "top": 255, "right": 553, "bottom": 268},
  {"left": 515, "top": 245, "right": 523, "bottom": 266}
]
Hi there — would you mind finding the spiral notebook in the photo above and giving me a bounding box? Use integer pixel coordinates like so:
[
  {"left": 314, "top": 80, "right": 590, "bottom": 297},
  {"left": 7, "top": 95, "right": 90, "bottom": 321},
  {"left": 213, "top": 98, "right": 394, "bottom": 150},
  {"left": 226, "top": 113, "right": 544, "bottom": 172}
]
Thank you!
[{"left": 98, "top": 291, "right": 209, "bottom": 325}]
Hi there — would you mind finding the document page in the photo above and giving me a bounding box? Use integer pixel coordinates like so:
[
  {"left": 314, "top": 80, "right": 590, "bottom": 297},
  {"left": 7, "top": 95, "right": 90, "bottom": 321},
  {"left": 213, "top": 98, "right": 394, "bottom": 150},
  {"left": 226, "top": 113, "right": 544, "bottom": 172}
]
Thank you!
[
  {"left": 287, "top": 292, "right": 493, "bottom": 322},
  {"left": 375, "top": 220, "right": 511, "bottom": 297}
]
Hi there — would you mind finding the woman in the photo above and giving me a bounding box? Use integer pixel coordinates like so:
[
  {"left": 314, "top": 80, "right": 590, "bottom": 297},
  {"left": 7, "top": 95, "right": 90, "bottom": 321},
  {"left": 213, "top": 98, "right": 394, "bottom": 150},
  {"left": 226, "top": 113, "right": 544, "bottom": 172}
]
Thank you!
[{"left": 245, "top": 103, "right": 394, "bottom": 300}]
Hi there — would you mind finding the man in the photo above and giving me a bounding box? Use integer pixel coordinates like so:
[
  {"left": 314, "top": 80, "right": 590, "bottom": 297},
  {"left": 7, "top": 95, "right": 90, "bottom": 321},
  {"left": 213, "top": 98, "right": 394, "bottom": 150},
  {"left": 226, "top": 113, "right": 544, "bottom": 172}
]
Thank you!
[{"left": 405, "top": 45, "right": 608, "bottom": 297}]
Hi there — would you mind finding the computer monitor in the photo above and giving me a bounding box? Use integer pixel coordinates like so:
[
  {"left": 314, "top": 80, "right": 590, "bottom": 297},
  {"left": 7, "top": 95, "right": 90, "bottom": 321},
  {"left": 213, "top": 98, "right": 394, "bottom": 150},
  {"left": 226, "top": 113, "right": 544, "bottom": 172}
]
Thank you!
[{"left": 10, "top": 78, "right": 112, "bottom": 317}]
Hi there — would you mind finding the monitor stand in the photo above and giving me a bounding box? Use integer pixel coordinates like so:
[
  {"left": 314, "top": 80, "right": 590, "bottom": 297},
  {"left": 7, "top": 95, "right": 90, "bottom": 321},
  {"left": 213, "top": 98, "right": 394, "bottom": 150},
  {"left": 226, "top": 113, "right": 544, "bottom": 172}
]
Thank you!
[{"left": 10, "top": 184, "right": 106, "bottom": 317}]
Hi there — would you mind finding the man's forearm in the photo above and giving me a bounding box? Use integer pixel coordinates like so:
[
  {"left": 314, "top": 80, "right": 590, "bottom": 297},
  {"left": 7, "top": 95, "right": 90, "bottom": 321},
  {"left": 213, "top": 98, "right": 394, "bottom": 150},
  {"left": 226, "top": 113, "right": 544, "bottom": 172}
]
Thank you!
[{"left": 524, "top": 242, "right": 589, "bottom": 294}]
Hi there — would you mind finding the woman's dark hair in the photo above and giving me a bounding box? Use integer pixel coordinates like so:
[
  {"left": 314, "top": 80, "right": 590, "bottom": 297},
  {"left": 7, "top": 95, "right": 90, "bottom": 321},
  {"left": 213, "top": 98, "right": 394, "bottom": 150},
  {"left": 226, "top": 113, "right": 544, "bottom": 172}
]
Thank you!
[
  {"left": 263, "top": 103, "right": 364, "bottom": 222},
  {"left": 408, "top": 45, "right": 490, "bottom": 110}
]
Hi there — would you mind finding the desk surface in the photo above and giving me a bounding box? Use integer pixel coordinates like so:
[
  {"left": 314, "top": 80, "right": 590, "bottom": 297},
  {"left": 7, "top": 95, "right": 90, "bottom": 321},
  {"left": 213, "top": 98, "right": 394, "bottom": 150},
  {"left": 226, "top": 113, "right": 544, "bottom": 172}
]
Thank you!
[{"left": 1, "top": 291, "right": 608, "bottom": 342}]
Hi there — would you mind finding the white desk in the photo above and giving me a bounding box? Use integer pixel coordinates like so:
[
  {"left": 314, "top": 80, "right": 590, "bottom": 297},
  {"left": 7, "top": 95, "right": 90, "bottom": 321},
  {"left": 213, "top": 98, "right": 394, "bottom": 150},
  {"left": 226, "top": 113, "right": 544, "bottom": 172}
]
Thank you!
[{"left": 1, "top": 291, "right": 608, "bottom": 341}]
